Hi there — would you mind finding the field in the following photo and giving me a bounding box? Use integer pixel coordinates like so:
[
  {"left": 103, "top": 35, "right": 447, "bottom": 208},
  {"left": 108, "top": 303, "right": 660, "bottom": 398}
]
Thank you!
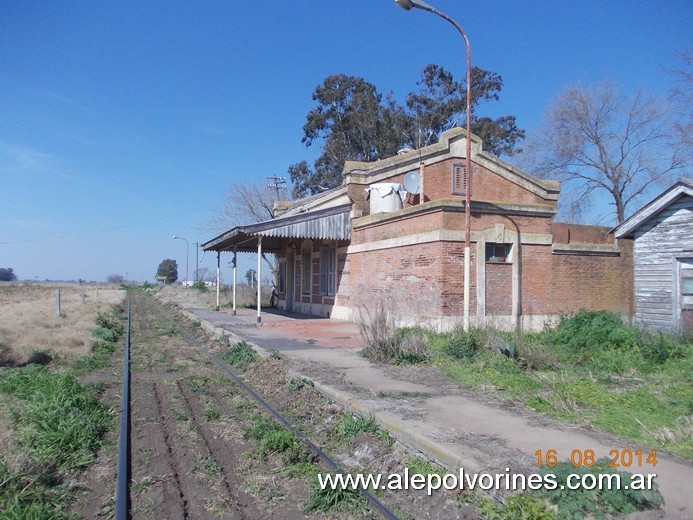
[
  {"left": 0, "top": 282, "right": 125, "bottom": 366},
  {"left": 0, "top": 284, "right": 487, "bottom": 519}
]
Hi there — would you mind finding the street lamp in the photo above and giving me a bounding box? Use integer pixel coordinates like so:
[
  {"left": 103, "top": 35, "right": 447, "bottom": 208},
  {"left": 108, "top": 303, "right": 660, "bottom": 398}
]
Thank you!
[
  {"left": 172, "top": 235, "right": 189, "bottom": 287},
  {"left": 395, "top": 0, "right": 473, "bottom": 331}
]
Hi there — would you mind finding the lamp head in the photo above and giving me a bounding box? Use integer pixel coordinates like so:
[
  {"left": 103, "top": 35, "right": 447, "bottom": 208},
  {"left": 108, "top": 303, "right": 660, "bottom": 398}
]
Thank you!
[
  {"left": 395, "top": 0, "right": 435, "bottom": 12},
  {"left": 172, "top": 235, "right": 177, "bottom": 239}
]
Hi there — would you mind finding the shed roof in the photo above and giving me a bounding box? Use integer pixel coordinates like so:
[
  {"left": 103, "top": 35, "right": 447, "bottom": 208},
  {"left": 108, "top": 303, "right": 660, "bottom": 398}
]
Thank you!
[
  {"left": 202, "top": 203, "right": 352, "bottom": 253},
  {"left": 612, "top": 178, "right": 693, "bottom": 238}
]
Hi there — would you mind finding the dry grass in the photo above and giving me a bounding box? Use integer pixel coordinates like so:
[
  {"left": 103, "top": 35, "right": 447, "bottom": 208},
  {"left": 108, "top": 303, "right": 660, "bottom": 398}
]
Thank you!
[{"left": 0, "top": 282, "right": 125, "bottom": 365}]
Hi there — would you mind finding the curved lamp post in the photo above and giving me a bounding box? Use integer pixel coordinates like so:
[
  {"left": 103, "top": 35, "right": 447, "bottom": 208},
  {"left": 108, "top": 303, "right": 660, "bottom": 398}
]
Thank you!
[
  {"left": 173, "top": 235, "right": 189, "bottom": 287},
  {"left": 395, "top": 0, "right": 472, "bottom": 331}
]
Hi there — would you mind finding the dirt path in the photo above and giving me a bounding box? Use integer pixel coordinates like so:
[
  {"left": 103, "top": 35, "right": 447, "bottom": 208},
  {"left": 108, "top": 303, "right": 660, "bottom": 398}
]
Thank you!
[{"left": 70, "top": 290, "right": 483, "bottom": 519}]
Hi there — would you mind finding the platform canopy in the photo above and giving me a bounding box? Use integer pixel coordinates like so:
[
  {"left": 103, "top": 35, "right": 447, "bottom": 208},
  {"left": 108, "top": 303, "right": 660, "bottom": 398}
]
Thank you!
[{"left": 201, "top": 203, "right": 352, "bottom": 253}]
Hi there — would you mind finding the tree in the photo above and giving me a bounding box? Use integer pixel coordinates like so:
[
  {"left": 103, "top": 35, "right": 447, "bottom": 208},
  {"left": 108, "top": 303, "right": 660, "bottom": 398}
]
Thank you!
[
  {"left": 156, "top": 259, "right": 178, "bottom": 285},
  {"left": 0, "top": 268, "right": 17, "bottom": 282},
  {"left": 405, "top": 64, "right": 524, "bottom": 154},
  {"left": 526, "top": 81, "right": 687, "bottom": 224},
  {"left": 107, "top": 274, "right": 125, "bottom": 283},
  {"left": 245, "top": 269, "right": 256, "bottom": 287},
  {"left": 212, "top": 182, "right": 281, "bottom": 229},
  {"left": 194, "top": 267, "right": 210, "bottom": 282},
  {"left": 288, "top": 64, "right": 524, "bottom": 198},
  {"left": 669, "top": 49, "right": 693, "bottom": 155}
]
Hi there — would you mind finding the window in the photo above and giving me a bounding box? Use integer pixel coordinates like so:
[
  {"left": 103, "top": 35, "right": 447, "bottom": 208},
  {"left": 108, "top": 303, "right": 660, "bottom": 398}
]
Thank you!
[
  {"left": 320, "top": 244, "right": 337, "bottom": 296},
  {"left": 278, "top": 261, "right": 286, "bottom": 293},
  {"left": 683, "top": 276, "right": 693, "bottom": 296},
  {"left": 302, "top": 249, "right": 311, "bottom": 294},
  {"left": 452, "top": 163, "right": 476, "bottom": 196},
  {"left": 486, "top": 243, "right": 511, "bottom": 262}
]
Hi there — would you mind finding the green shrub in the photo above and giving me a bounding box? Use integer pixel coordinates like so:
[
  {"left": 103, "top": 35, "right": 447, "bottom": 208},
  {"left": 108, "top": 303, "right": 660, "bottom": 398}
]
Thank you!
[
  {"left": 552, "top": 310, "right": 637, "bottom": 360},
  {"left": 192, "top": 280, "right": 208, "bottom": 292},
  {"left": 443, "top": 327, "right": 485, "bottom": 360},
  {"left": 638, "top": 333, "right": 689, "bottom": 364},
  {"left": 540, "top": 458, "right": 663, "bottom": 519}
]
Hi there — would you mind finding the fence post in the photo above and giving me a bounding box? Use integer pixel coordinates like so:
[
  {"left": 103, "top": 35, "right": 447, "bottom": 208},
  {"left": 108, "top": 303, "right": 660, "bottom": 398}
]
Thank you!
[{"left": 55, "top": 289, "right": 61, "bottom": 316}]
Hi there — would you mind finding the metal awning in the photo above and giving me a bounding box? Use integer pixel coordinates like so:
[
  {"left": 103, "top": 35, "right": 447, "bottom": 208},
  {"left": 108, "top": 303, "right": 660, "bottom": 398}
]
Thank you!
[{"left": 202, "top": 203, "right": 352, "bottom": 253}]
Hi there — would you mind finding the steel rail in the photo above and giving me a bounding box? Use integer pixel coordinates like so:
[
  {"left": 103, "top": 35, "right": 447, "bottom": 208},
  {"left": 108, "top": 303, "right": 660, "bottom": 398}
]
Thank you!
[
  {"left": 115, "top": 289, "right": 132, "bottom": 520},
  {"left": 155, "top": 301, "right": 400, "bottom": 520}
]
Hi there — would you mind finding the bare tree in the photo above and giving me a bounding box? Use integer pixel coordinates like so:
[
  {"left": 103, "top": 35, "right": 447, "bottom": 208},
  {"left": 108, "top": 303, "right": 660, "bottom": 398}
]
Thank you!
[
  {"left": 211, "top": 182, "right": 285, "bottom": 282},
  {"left": 527, "top": 81, "right": 687, "bottom": 224},
  {"left": 212, "top": 182, "right": 280, "bottom": 229},
  {"left": 669, "top": 49, "right": 693, "bottom": 154}
]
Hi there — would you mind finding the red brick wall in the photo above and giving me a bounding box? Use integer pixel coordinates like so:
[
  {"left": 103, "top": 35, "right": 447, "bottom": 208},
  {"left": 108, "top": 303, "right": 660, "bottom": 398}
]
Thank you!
[
  {"left": 486, "top": 263, "right": 513, "bottom": 315},
  {"left": 354, "top": 157, "right": 556, "bottom": 216},
  {"left": 421, "top": 159, "right": 551, "bottom": 206},
  {"left": 520, "top": 240, "right": 633, "bottom": 316},
  {"left": 348, "top": 241, "right": 445, "bottom": 318}
]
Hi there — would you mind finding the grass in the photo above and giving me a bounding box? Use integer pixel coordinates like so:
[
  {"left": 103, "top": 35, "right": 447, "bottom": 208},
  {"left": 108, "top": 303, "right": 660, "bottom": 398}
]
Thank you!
[
  {"left": 304, "top": 477, "right": 368, "bottom": 515},
  {"left": 72, "top": 307, "right": 125, "bottom": 374},
  {"left": 360, "top": 308, "right": 693, "bottom": 459},
  {"left": 0, "top": 283, "right": 125, "bottom": 365},
  {"left": 222, "top": 341, "right": 259, "bottom": 370},
  {"left": 0, "top": 365, "right": 112, "bottom": 470},
  {"left": 0, "top": 364, "right": 113, "bottom": 517},
  {"left": 332, "top": 412, "right": 392, "bottom": 445},
  {"left": 244, "top": 417, "right": 298, "bottom": 459}
]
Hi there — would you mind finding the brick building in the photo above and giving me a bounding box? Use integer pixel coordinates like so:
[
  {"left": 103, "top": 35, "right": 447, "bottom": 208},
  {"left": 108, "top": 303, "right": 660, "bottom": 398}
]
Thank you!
[{"left": 203, "top": 128, "right": 633, "bottom": 330}]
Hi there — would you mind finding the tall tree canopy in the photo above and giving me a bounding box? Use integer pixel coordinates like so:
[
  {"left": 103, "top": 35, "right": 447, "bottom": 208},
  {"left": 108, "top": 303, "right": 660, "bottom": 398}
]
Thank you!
[
  {"left": 289, "top": 64, "right": 524, "bottom": 198},
  {"left": 156, "top": 259, "right": 178, "bottom": 285},
  {"left": 526, "top": 80, "right": 687, "bottom": 224},
  {"left": 0, "top": 267, "right": 17, "bottom": 282}
]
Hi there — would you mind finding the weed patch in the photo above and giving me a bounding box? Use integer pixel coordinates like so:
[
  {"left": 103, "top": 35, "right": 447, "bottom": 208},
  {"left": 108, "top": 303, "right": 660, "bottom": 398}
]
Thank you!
[
  {"left": 223, "top": 341, "right": 259, "bottom": 370},
  {"left": 333, "top": 412, "right": 391, "bottom": 445},
  {"left": 540, "top": 458, "right": 664, "bottom": 518},
  {"left": 244, "top": 417, "right": 297, "bottom": 459},
  {"left": 304, "top": 476, "right": 368, "bottom": 515},
  {"left": 0, "top": 364, "right": 113, "bottom": 517}
]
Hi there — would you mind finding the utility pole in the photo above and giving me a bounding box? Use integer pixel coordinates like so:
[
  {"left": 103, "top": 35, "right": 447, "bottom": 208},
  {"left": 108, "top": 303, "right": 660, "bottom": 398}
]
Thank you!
[
  {"left": 266, "top": 174, "right": 287, "bottom": 199},
  {"left": 193, "top": 242, "right": 200, "bottom": 281}
]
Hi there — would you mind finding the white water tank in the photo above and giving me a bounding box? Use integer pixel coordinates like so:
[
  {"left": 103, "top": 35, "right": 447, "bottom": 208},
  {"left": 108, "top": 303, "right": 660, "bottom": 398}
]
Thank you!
[{"left": 366, "top": 183, "right": 406, "bottom": 214}]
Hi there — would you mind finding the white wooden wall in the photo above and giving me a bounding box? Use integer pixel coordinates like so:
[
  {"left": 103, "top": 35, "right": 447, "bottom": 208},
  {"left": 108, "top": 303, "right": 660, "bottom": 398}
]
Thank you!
[{"left": 633, "top": 196, "right": 693, "bottom": 331}]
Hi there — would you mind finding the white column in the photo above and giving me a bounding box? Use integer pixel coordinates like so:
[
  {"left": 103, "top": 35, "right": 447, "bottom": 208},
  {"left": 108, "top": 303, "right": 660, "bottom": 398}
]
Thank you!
[
  {"left": 232, "top": 248, "right": 237, "bottom": 316},
  {"left": 256, "top": 236, "right": 262, "bottom": 324},
  {"left": 215, "top": 251, "right": 220, "bottom": 311}
]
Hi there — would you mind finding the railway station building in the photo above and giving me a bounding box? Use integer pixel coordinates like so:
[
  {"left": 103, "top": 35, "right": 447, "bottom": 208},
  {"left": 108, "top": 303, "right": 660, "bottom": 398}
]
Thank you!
[{"left": 203, "top": 128, "right": 634, "bottom": 331}]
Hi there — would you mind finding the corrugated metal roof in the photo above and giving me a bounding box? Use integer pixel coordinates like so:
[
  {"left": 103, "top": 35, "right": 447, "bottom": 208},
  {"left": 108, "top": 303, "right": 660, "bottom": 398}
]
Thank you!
[{"left": 202, "top": 204, "right": 351, "bottom": 252}]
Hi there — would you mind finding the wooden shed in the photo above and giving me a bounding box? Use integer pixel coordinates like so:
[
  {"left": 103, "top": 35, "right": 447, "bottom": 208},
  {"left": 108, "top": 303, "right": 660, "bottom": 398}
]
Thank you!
[{"left": 614, "top": 178, "right": 693, "bottom": 332}]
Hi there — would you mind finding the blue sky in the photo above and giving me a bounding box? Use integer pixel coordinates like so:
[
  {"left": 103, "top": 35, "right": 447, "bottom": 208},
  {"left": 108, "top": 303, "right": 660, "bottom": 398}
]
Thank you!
[{"left": 1, "top": 0, "right": 690, "bottom": 282}]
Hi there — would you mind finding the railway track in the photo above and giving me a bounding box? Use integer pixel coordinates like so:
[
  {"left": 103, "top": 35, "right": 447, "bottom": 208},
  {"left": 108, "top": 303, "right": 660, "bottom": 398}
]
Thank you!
[{"left": 114, "top": 289, "right": 399, "bottom": 519}]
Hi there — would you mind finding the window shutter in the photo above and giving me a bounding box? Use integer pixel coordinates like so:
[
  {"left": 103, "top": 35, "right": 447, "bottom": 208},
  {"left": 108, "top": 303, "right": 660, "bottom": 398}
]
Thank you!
[{"left": 452, "top": 163, "right": 466, "bottom": 195}]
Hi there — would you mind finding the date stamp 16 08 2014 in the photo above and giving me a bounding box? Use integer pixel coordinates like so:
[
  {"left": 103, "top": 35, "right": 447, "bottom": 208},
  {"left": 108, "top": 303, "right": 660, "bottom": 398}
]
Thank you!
[{"left": 535, "top": 449, "right": 657, "bottom": 468}]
